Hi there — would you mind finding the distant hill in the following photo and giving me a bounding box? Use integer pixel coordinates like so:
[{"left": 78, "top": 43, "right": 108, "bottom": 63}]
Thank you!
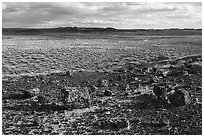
[{"left": 2, "top": 27, "right": 202, "bottom": 35}]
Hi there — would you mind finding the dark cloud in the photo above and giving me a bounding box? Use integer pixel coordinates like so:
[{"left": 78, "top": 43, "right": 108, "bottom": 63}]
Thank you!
[{"left": 2, "top": 2, "right": 202, "bottom": 29}]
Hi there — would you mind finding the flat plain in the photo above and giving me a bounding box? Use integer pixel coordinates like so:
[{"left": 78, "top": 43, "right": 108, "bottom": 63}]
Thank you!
[{"left": 2, "top": 29, "right": 202, "bottom": 135}]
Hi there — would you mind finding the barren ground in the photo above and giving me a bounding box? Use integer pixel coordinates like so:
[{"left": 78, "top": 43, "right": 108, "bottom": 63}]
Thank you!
[{"left": 2, "top": 32, "right": 202, "bottom": 135}]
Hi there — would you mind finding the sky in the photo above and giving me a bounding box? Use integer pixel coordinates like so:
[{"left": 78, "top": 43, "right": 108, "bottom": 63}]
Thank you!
[{"left": 2, "top": 2, "right": 202, "bottom": 29}]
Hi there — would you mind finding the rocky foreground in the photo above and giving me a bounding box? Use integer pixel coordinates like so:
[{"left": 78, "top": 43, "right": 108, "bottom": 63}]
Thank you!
[{"left": 2, "top": 54, "right": 202, "bottom": 135}]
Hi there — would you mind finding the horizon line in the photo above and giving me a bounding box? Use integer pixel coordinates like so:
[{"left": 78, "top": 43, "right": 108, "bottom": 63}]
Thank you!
[{"left": 2, "top": 27, "right": 202, "bottom": 30}]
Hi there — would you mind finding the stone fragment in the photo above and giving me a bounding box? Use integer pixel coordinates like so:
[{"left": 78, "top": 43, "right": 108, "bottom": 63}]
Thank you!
[{"left": 168, "top": 89, "right": 191, "bottom": 106}]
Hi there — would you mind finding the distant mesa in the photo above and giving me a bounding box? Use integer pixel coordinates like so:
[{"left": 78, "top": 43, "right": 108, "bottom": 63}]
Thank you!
[
  {"left": 57, "top": 26, "right": 116, "bottom": 32},
  {"left": 2, "top": 27, "right": 201, "bottom": 35}
]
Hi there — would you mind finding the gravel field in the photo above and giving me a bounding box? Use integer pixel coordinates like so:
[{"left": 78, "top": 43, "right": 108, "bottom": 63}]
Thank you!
[
  {"left": 2, "top": 32, "right": 202, "bottom": 135},
  {"left": 2, "top": 34, "right": 202, "bottom": 77}
]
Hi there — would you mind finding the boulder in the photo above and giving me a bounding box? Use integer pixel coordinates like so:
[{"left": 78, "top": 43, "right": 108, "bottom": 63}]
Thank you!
[
  {"left": 185, "top": 63, "right": 202, "bottom": 74},
  {"left": 30, "top": 88, "right": 41, "bottom": 95},
  {"left": 104, "top": 89, "right": 113, "bottom": 96},
  {"left": 18, "top": 88, "right": 41, "bottom": 99},
  {"left": 168, "top": 89, "right": 191, "bottom": 106},
  {"left": 152, "top": 85, "right": 167, "bottom": 101},
  {"left": 93, "top": 118, "right": 129, "bottom": 130},
  {"left": 152, "top": 67, "right": 157, "bottom": 73},
  {"left": 157, "top": 54, "right": 169, "bottom": 61},
  {"left": 30, "top": 95, "right": 47, "bottom": 106},
  {"left": 60, "top": 87, "right": 91, "bottom": 108},
  {"left": 165, "top": 70, "right": 182, "bottom": 77},
  {"left": 108, "top": 118, "right": 129, "bottom": 130},
  {"left": 155, "top": 69, "right": 165, "bottom": 78},
  {"left": 141, "top": 67, "right": 148, "bottom": 73},
  {"left": 150, "top": 118, "right": 170, "bottom": 128},
  {"left": 88, "top": 85, "right": 98, "bottom": 93},
  {"left": 65, "top": 70, "right": 72, "bottom": 76},
  {"left": 96, "top": 79, "right": 109, "bottom": 87},
  {"left": 60, "top": 88, "right": 71, "bottom": 105}
]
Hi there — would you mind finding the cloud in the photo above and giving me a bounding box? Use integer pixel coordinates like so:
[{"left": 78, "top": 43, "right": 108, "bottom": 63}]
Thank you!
[
  {"left": 2, "top": 3, "right": 7, "bottom": 10},
  {"left": 2, "top": 2, "right": 202, "bottom": 29}
]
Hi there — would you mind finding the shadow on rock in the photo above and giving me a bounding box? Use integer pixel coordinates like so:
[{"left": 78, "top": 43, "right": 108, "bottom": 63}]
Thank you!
[{"left": 127, "top": 94, "right": 179, "bottom": 110}]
